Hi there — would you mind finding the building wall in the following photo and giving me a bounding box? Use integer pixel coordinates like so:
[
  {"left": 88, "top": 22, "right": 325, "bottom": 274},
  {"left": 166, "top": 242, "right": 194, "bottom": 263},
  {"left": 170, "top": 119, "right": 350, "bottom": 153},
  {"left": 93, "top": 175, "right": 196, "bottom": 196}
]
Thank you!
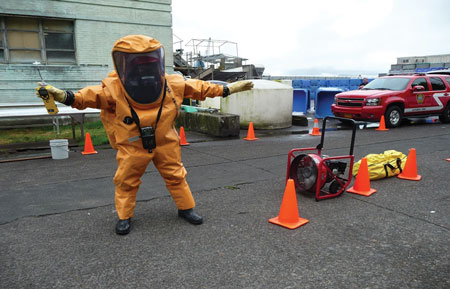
[
  {"left": 396, "top": 54, "right": 450, "bottom": 65},
  {"left": 0, "top": 0, "right": 173, "bottom": 103},
  {"left": 390, "top": 53, "right": 450, "bottom": 74}
]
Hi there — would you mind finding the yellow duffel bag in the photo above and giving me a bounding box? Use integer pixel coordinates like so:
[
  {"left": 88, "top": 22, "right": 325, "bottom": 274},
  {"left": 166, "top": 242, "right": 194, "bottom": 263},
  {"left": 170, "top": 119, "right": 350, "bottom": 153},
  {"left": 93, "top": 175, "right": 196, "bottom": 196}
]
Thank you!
[{"left": 352, "top": 150, "right": 407, "bottom": 180}]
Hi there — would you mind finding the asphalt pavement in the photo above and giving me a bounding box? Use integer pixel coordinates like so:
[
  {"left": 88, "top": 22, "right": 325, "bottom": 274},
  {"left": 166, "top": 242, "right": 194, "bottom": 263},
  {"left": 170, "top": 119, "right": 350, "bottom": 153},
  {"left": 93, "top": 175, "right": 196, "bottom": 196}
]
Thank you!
[{"left": 1, "top": 118, "right": 449, "bottom": 289}]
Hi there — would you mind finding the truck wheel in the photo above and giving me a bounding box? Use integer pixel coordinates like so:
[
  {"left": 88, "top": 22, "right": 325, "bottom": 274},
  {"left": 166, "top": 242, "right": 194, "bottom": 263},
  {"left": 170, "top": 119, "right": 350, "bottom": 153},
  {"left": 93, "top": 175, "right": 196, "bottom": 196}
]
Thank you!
[
  {"left": 439, "top": 104, "right": 450, "bottom": 123},
  {"left": 384, "top": 105, "right": 403, "bottom": 128}
]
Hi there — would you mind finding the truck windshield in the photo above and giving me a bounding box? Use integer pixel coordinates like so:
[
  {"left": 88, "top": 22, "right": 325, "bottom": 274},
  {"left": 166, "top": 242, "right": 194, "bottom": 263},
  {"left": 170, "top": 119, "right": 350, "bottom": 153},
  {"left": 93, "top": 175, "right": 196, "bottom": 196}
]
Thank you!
[{"left": 363, "top": 78, "right": 410, "bottom": 91}]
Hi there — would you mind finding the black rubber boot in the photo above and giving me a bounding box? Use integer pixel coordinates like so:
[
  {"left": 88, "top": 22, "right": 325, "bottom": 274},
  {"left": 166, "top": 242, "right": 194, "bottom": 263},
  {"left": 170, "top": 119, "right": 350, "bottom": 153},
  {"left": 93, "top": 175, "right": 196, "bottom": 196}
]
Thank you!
[
  {"left": 115, "top": 218, "right": 131, "bottom": 235},
  {"left": 178, "top": 209, "right": 203, "bottom": 225}
]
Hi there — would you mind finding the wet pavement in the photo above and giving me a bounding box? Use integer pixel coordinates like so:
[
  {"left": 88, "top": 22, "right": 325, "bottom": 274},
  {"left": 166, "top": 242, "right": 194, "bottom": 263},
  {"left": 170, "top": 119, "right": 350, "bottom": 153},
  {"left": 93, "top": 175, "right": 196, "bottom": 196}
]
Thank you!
[{"left": 1, "top": 117, "right": 449, "bottom": 288}]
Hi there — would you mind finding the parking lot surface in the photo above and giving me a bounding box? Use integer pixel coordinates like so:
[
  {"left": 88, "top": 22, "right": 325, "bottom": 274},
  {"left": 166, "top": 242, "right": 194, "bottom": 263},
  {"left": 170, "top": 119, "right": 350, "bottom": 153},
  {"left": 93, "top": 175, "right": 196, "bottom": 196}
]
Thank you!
[{"left": 1, "top": 119, "right": 449, "bottom": 288}]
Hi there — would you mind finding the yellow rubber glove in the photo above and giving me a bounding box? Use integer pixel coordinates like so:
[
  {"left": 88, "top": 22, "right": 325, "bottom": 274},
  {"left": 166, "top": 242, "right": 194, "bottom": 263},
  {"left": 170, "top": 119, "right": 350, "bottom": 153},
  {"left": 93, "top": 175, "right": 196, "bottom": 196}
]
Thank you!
[
  {"left": 35, "top": 83, "right": 67, "bottom": 103},
  {"left": 228, "top": 80, "right": 254, "bottom": 95}
]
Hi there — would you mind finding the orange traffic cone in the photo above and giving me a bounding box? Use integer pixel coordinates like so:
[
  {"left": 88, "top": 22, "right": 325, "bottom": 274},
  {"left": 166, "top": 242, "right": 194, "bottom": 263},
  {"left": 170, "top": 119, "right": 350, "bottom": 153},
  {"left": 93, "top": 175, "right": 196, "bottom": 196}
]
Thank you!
[
  {"left": 347, "top": 157, "right": 376, "bottom": 196},
  {"left": 398, "top": 148, "right": 421, "bottom": 181},
  {"left": 269, "top": 179, "right": 309, "bottom": 229},
  {"left": 179, "top": 126, "right": 190, "bottom": 146},
  {"left": 309, "top": 119, "right": 321, "bottom": 136},
  {"left": 376, "top": 115, "right": 389, "bottom": 131},
  {"left": 82, "top": 132, "right": 97, "bottom": 155},
  {"left": 244, "top": 122, "right": 258, "bottom": 141}
]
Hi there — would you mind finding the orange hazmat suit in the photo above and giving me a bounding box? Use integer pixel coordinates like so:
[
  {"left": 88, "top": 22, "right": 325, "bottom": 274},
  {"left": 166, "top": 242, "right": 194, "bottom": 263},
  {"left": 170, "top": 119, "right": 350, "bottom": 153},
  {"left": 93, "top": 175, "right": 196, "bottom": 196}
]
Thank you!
[{"left": 71, "top": 35, "right": 224, "bottom": 220}]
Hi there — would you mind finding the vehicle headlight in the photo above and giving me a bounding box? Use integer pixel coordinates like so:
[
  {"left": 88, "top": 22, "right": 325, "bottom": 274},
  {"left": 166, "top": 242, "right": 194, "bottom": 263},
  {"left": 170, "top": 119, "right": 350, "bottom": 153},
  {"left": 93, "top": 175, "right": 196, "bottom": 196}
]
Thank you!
[{"left": 366, "top": 98, "right": 380, "bottom": 106}]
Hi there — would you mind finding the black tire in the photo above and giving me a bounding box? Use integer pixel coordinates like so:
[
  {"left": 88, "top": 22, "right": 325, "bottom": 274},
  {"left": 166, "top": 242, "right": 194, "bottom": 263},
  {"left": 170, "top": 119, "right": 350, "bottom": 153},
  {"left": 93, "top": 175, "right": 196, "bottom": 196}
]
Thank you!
[
  {"left": 384, "top": 105, "right": 403, "bottom": 128},
  {"left": 439, "top": 103, "right": 450, "bottom": 123}
]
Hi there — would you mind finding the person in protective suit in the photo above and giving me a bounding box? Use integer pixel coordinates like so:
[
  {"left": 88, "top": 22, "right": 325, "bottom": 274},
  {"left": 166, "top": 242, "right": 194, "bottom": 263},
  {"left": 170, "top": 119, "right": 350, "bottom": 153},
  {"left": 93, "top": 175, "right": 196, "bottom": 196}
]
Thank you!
[{"left": 36, "top": 35, "right": 253, "bottom": 235}]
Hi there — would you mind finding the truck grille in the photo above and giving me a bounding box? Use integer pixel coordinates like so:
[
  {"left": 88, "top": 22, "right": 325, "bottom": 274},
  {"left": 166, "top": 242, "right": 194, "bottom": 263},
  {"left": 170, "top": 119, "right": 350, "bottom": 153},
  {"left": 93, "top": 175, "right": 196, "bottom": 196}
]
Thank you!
[{"left": 336, "top": 97, "right": 365, "bottom": 107}]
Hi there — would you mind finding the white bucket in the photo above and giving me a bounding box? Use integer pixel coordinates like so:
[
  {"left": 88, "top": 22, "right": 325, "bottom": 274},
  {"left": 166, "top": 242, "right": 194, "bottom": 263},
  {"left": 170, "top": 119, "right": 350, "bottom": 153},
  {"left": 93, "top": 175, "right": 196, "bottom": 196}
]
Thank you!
[{"left": 49, "top": 139, "right": 69, "bottom": 160}]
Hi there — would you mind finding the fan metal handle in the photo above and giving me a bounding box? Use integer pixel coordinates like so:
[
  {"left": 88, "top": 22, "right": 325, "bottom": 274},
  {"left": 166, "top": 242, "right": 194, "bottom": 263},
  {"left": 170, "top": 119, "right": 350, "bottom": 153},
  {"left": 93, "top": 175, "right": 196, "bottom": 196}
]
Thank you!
[{"left": 316, "top": 117, "right": 357, "bottom": 156}]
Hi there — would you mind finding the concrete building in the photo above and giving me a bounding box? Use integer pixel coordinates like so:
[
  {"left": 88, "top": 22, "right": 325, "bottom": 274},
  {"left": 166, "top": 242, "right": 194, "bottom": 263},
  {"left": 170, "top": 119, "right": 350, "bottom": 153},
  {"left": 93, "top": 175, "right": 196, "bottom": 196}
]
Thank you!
[
  {"left": 389, "top": 54, "right": 450, "bottom": 75},
  {"left": 0, "top": 0, "right": 173, "bottom": 104}
]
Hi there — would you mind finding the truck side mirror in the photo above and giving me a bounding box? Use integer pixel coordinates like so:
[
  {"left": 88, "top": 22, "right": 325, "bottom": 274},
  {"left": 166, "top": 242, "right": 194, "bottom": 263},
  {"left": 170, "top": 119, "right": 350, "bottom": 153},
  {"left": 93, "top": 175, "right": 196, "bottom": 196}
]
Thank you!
[{"left": 412, "top": 85, "right": 424, "bottom": 91}]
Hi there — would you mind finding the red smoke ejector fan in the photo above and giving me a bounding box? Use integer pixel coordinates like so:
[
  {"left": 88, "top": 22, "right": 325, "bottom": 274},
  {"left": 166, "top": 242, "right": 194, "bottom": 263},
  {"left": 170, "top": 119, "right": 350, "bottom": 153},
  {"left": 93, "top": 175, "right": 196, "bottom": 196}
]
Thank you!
[{"left": 286, "top": 117, "right": 357, "bottom": 201}]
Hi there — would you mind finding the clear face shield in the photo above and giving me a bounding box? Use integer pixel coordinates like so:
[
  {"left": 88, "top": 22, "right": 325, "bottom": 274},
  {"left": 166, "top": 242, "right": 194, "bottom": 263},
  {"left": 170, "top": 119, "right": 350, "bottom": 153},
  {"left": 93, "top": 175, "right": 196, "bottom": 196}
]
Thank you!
[{"left": 113, "top": 48, "right": 165, "bottom": 104}]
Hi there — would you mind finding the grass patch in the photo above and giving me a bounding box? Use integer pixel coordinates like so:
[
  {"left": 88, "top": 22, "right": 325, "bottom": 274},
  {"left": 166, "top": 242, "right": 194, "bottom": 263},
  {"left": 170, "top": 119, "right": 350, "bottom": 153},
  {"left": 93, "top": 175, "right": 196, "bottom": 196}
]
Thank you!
[{"left": 0, "top": 120, "right": 110, "bottom": 147}]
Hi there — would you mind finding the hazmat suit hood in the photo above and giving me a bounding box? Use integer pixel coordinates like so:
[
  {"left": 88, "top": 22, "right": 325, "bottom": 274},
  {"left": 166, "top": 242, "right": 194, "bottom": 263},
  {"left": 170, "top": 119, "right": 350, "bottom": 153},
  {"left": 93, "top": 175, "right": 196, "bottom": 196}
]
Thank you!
[{"left": 112, "top": 35, "right": 165, "bottom": 105}]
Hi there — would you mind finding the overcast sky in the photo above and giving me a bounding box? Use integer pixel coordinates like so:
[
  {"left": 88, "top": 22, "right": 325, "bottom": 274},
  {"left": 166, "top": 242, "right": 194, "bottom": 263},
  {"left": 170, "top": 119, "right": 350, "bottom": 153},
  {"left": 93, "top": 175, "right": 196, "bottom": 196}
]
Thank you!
[{"left": 172, "top": 0, "right": 450, "bottom": 77}]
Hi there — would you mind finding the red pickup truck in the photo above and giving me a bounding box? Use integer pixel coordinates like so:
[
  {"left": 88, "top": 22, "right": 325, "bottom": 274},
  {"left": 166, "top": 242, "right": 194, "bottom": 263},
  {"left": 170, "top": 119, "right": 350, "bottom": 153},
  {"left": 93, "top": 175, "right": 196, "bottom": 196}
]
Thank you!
[{"left": 331, "top": 74, "right": 450, "bottom": 127}]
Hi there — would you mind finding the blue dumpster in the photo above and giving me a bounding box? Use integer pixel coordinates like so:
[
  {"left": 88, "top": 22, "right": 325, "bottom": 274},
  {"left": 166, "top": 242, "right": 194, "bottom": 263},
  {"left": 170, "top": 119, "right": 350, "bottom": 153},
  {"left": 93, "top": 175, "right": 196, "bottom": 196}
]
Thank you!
[
  {"left": 315, "top": 87, "right": 343, "bottom": 118},
  {"left": 292, "top": 79, "right": 303, "bottom": 88},
  {"left": 328, "top": 79, "right": 339, "bottom": 87},
  {"left": 318, "top": 79, "right": 328, "bottom": 87},
  {"left": 350, "top": 79, "right": 361, "bottom": 86},
  {"left": 302, "top": 80, "right": 311, "bottom": 88},
  {"left": 293, "top": 88, "right": 310, "bottom": 114},
  {"left": 338, "top": 79, "right": 350, "bottom": 87}
]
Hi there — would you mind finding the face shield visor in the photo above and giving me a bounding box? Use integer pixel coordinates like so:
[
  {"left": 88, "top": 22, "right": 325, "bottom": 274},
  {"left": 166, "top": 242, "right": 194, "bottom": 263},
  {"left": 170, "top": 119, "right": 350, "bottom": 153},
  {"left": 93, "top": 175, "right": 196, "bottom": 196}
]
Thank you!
[{"left": 113, "top": 48, "right": 165, "bottom": 104}]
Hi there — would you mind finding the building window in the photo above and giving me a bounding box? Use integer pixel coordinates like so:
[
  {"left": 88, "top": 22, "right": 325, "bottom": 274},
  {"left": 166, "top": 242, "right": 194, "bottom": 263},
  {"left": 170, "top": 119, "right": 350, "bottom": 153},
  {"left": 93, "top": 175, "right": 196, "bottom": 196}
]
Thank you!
[{"left": 0, "top": 15, "right": 75, "bottom": 64}]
